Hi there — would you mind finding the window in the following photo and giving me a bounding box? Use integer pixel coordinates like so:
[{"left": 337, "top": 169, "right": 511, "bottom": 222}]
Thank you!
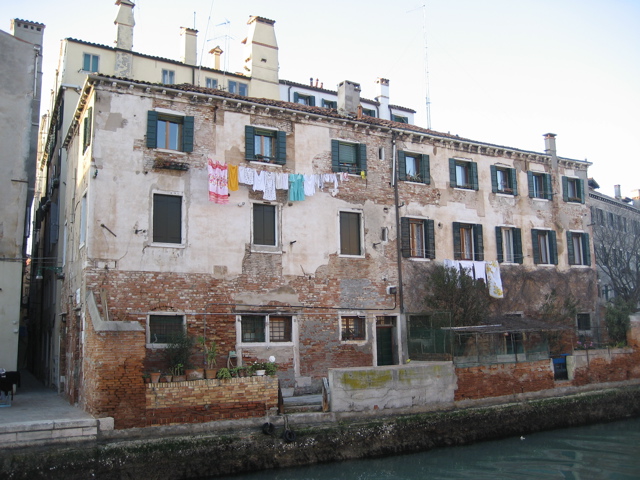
[
  {"left": 240, "top": 315, "right": 292, "bottom": 344},
  {"left": 322, "top": 99, "right": 337, "bottom": 109},
  {"left": 148, "top": 315, "right": 184, "bottom": 344},
  {"left": 505, "top": 332, "right": 524, "bottom": 355},
  {"left": 245, "top": 126, "right": 286, "bottom": 164},
  {"left": 153, "top": 193, "right": 182, "bottom": 244},
  {"left": 293, "top": 92, "right": 315, "bottom": 106},
  {"left": 228, "top": 80, "right": 248, "bottom": 96},
  {"left": 339, "top": 211, "right": 362, "bottom": 256},
  {"left": 82, "top": 107, "right": 92, "bottom": 153},
  {"left": 567, "top": 231, "right": 591, "bottom": 266},
  {"left": 205, "top": 77, "right": 218, "bottom": 89},
  {"left": 331, "top": 140, "right": 367, "bottom": 174},
  {"left": 449, "top": 158, "right": 478, "bottom": 190},
  {"left": 577, "top": 313, "right": 591, "bottom": 331},
  {"left": 342, "top": 316, "right": 366, "bottom": 341},
  {"left": 82, "top": 53, "right": 99, "bottom": 72},
  {"left": 453, "top": 222, "right": 483, "bottom": 261},
  {"left": 399, "top": 151, "right": 430, "bottom": 184},
  {"left": 146, "top": 111, "right": 194, "bottom": 152},
  {"left": 562, "top": 176, "right": 585, "bottom": 203},
  {"left": 392, "top": 114, "right": 408, "bottom": 123},
  {"left": 161, "top": 69, "right": 175, "bottom": 84},
  {"left": 401, "top": 218, "right": 435, "bottom": 259},
  {"left": 491, "top": 166, "right": 517, "bottom": 195},
  {"left": 527, "top": 172, "right": 552, "bottom": 200},
  {"left": 362, "top": 108, "right": 376, "bottom": 118},
  {"left": 531, "top": 229, "right": 558, "bottom": 265},
  {"left": 253, "top": 203, "right": 277, "bottom": 247},
  {"left": 496, "top": 227, "right": 523, "bottom": 264}
]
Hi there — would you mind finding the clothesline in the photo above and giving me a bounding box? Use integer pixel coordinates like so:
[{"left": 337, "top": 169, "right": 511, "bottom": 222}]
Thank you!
[{"left": 208, "top": 159, "right": 352, "bottom": 205}]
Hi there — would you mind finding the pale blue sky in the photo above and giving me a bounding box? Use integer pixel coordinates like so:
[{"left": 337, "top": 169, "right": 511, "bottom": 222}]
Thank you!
[{"left": 2, "top": 0, "right": 639, "bottom": 197}]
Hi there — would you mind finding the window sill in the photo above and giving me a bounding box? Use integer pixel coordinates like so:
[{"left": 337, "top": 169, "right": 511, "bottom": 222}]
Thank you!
[
  {"left": 534, "top": 263, "right": 557, "bottom": 267},
  {"left": 403, "top": 180, "right": 427, "bottom": 185},
  {"left": 239, "top": 341, "right": 294, "bottom": 348},
  {"left": 249, "top": 160, "right": 283, "bottom": 168},
  {"left": 251, "top": 245, "right": 282, "bottom": 254},
  {"left": 496, "top": 192, "right": 516, "bottom": 197},
  {"left": 339, "top": 253, "right": 365, "bottom": 259},
  {"left": 150, "top": 242, "right": 186, "bottom": 249},
  {"left": 408, "top": 257, "right": 432, "bottom": 262},
  {"left": 569, "top": 264, "right": 591, "bottom": 268},
  {"left": 453, "top": 187, "right": 476, "bottom": 192},
  {"left": 154, "top": 148, "right": 187, "bottom": 156},
  {"left": 341, "top": 339, "right": 366, "bottom": 344},
  {"left": 146, "top": 343, "right": 169, "bottom": 349},
  {"left": 531, "top": 197, "right": 550, "bottom": 202}
]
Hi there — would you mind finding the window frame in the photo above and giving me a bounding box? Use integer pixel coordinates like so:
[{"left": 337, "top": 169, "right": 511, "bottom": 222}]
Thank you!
[
  {"left": 238, "top": 314, "right": 294, "bottom": 346},
  {"left": 82, "top": 53, "right": 99, "bottom": 72},
  {"left": 449, "top": 158, "right": 479, "bottom": 190},
  {"left": 576, "top": 313, "right": 591, "bottom": 332},
  {"left": 400, "top": 217, "right": 435, "bottom": 259},
  {"left": 392, "top": 114, "right": 409, "bottom": 123},
  {"left": 361, "top": 108, "right": 376, "bottom": 118},
  {"left": 146, "top": 110, "right": 194, "bottom": 153},
  {"left": 398, "top": 151, "right": 430, "bottom": 184},
  {"left": 341, "top": 315, "right": 366, "bottom": 342},
  {"left": 147, "top": 314, "right": 185, "bottom": 347},
  {"left": 161, "top": 69, "right": 175, "bottom": 84},
  {"left": 562, "top": 176, "right": 585, "bottom": 203},
  {"left": 252, "top": 202, "right": 279, "bottom": 251},
  {"left": 321, "top": 99, "right": 337, "bottom": 109},
  {"left": 228, "top": 80, "right": 248, "bottom": 96},
  {"left": 531, "top": 229, "right": 558, "bottom": 265},
  {"left": 82, "top": 107, "right": 93, "bottom": 153},
  {"left": 495, "top": 226, "right": 523, "bottom": 264},
  {"left": 339, "top": 210, "right": 364, "bottom": 257},
  {"left": 293, "top": 92, "right": 316, "bottom": 106},
  {"left": 527, "top": 171, "right": 552, "bottom": 200},
  {"left": 245, "top": 126, "right": 286, "bottom": 165},
  {"left": 490, "top": 165, "right": 518, "bottom": 195},
  {"left": 152, "top": 192, "right": 184, "bottom": 246},
  {"left": 453, "top": 222, "right": 484, "bottom": 261},
  {"left": 205, "top": 77, "right": 218, "bottom": 89},
  {"left": 331, "top": 139, "right": 367, "bottom": 174},
  {"left": 567, "top": 231, "right": 591, "bottom": 266}
]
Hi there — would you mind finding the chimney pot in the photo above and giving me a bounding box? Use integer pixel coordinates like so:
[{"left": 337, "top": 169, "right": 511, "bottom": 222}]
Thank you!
[{"left": 614, "top": 185, "right": 622, "bottom": 200}]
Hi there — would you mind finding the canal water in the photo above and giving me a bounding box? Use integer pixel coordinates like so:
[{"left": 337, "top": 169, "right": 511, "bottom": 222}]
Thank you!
[{"left": 218, "top": 416, "right": 640, "bottom": 479}]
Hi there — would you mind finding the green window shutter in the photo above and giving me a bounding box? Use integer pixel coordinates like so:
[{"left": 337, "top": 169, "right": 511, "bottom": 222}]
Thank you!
[
  {"left": 513, "top": 228, "right": 523, "bottom": 264},
  {"left": 253, "top": 204, "right": 276, "bottom": 246},
  {"left": 510, "top": 168, "right": 518, "bottom": 196},
  {"left": 549, "top": 230, "right": 558, "bottom": 265},
  {"left": 543, "top": 174, "right": 552, "bottom": 200},
  {"left": 147, "top": 111, "right": 158, "bottom": 148},
  {"left": 293, "top": 92, "right": 300, "bottom": 103},
  {"left": 567, "top": 231, "right": 576, "bottom": 265},
  {"left": 422, "top": 155, "right": 431, "bottom": 184},
  {"left": 275, "top": 130, "right": 287, "bottom": 165},
  {"left": 182, "top": 116, "right": 194, "bottom": 152},
  {"left": 470, "top": 162, "right": 479, "bottom": 190},
  {"left": 331, "top": 139, "right": 340, "bottom": 172},
  {"left": 357, "top": 143, "right": 367, "bottom": 173},
  {"left": 495, "top": 226, "right": 503, "bottom": 263},
  {"left": 473, "top": 224, "right": 484, "bottom": 261},
  {"left": 153, "top": 194, "right": 182, "bottom": 244},
  {"left": 527, "top": 171, "right": 534, "bottom": 197},
  {"left": 308, "top": 96, "right": 316, "bottom": 107},
  {"left": 426, "top": 219, "right": 435, "bottom": 259},
  {"left": 578, "top": 178, "right": 585, "bottom": 204},
  {"left": 245, "top": 126, "right": 255, "bottom": 161},
  {"left": 340, "top": 212, "right": 361, "bottom": 255},
  {"left": 453, "top": 222, "right": 461, "bottom": 260},
  {"left": 531, "top": 230, "right": 540, "bottom": 264},
  {"left": 490, "top": 165, "right": 498, "bottom": 193},
  {"left": 582, "top": 233, "right": 591, "bottom": 265},
  {"left": 449, "top": 159, "right": 457, "bottom": 187},
  {"left": 562, "top": 176, "right": 569, "bottom": 202},
  {"left": 400, "top": 217, "right": 411, "bottom": 258},
  {"left": 398, "top": 151, "right": 407, "bottom": 181}
]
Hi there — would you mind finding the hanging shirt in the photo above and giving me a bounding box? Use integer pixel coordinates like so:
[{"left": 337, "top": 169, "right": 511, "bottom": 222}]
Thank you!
[
  {"left": 263, "top": 172, "right": 277, "bottom": 201},
  {"left": 276, "top": 172, "right": 289, "bottom": 190},
  {"left": 303, "top": 174, "right": 317, "bottom": 196},
  {"left": 253, "top": 170, "right": 266, "bottom": 192},
  {"left": 228, "top": 164, "right": 239, "bottom": 191},
  {"left": 238, "top": 165, "right": 255, "bottom": 186}
]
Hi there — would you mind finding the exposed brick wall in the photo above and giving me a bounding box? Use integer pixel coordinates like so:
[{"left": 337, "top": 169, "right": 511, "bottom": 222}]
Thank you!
[
  {"left": 571, "top": 349, "right": 640, "bottom": 386},
  {"left": 455, "top": 360, "right": 555, "bottom": 400},
  {"left": 145, "top": 376, "right": 278, "bottom": 427}
]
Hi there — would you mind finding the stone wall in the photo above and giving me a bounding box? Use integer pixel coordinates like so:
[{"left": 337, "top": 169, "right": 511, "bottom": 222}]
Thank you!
[
  {"left": 329, "top": 363, "right": 456, "bottom": 412},
  {"left": 145, "top": 376, "right": 279, "bottom": 427},
  {"left": 569, "top": 348, "right": 640, "bottom": 386}
]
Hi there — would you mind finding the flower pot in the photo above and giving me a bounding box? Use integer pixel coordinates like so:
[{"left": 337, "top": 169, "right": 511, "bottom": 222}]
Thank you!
[
  {"left": 187, "top": 368, "right": 204, "bottom": 380},
  {"left": 255, "top": 369, "right": 266, "bottom": 376},
  {"left": 163, "top": 375, "right": 173, "bottom": 383},
  {"left": 150, "top": 372, "right": 161, "bottom": 384},
  {"left": 205, "top": 368, "right": 218, "bottom": 379},
  {"left": 173, "top": 375, "right": 187, "bottom": 382}
]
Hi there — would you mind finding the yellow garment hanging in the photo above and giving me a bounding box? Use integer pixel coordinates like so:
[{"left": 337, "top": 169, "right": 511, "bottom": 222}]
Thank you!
[{"left": 228, "top": 164, "right": 239, "bottom": 191}]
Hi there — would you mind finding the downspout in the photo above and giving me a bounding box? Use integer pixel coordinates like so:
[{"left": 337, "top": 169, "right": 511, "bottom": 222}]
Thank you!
[{"left": 392, "top": 132, "right": 404, "bottom": 313}]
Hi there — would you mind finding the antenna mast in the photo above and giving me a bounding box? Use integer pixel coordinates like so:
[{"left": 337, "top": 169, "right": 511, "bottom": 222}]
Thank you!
[{"left": 422, "top": 4, "right": 432, "bottom": 130}]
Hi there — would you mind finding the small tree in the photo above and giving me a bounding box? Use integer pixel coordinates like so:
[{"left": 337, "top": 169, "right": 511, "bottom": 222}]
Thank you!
[
  {"left": 605, "top": 297, "right": 633, "bottom": 345},
  {"left": 424, "top": 264, "right": 491, "bottom": 326}
]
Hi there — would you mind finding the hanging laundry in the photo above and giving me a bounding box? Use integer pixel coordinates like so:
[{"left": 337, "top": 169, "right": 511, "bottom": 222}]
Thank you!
[
  {"left": 276, "top": 172, "right": 289, "bottom": 190},
  {"left": 289, "top": 174, "right": 305, "bottom": 201},
  {"left": 238, "top": 165, "right": 255, "bottom": 186},
  {"left": 253, "top": 170, "right": 266, "bottom": 192},
  {"left": 228, "top": 164, "right": 239, "bottom": 191},
  {"left": 485, "top": 261, "right": 504, "bottom": 298},
  {"left": 263, "top": 171, "right": 277, "bottom": 201},
  {"left": 208, "top": 158, "right": 229, "bottom": 204},
  {"left": 303, "top": 174, "right": 317, "bottom": 196}
]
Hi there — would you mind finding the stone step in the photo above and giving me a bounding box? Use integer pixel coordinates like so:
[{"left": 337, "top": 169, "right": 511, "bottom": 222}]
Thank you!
[{"left": 282, "top": 394, "right": 323, "bottom": 414}]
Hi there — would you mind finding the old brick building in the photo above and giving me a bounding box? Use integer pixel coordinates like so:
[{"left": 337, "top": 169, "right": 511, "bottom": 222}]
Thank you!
[{"left": 40, "top": 71, "right": 598, "bottom": 425}]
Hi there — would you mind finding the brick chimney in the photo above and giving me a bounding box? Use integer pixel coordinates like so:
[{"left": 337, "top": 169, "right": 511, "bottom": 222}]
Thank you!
[
  {"left": 180, "top": 27, "right": 198, "bottom": 65},
  {"left": 337, "top": 80, "right": 361, "bottom": 116}
]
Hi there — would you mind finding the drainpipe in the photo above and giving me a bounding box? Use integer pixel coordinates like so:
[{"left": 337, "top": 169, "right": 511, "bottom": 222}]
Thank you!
[{"left": 392, "top": 132, "right": 404, "bottom": 313}]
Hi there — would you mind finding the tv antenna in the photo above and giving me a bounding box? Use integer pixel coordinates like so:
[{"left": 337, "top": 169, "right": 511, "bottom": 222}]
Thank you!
[{"left": 408, "top": 4, "right": 432, "bottom": 130}]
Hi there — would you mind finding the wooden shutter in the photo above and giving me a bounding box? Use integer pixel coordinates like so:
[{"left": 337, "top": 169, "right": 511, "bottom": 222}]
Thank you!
[
  {"left": 422, "top": 155, "right": 431, "bottom": 184},
  {"left": 245, "top": 126, "right": 255, "bottom": 161},
  {"left": 293, "top": 92, "right": 300, "bottom": 103},
  {"left": 398, "top": 151, "right": 407, "bottom": 181},
  {"left": 452, "top": 222, "right": 461, "bottom": 260},
  {"left": 495, "top": 226, "right": 503, "bottom": 263},
  {"left": 513, "top": 228, "right": 523, "bottom": 264},
  {"left": 490, "top": 165, "right": 498, "bottom": 193},
  {"left": 470, "top": 162, "right": 479, "bottom": 190},
  {"left": 340, "top": 212, "right": 361, "bottom": 255},
  {"left": 308, "top": 96, "right": 316, "bottom": 106},
  {"left": 357, "top": 143, "right": 367, "bottom": 173},
  {"left": 582, "top": 232, "right": 591, "bottom": 265},
  {"left": 331, "top": 139, "right": 340, "bottom": 172},
  {"left": 543, "top": 174, "right": 552, "bottom": 200},
  {"left": 400, "top": 217, "right": 411, "bottom": 258},
  {"left": 426, "top": 219, "right": 435, "bottom": 259},
  {"left": 510, "top": 168, "right": 518, "bottom": 196},
  {"left": 562, "top": 176, "right": 569, "bottom": 202},
  {"left": 578, "top": 178, "right": 585, "bottom": 203},
  {"left": 527, "top": 171, "right": 535, "bottom": 197},
  {"left": 153, "top": 194, "right": 182, "bottom": 244},
  {"left": 253, "top": 204, "right": 276, "bottom": 246},
  {"left": 567, "top": 231, "right": 576, "bottom": 265},
  {"left": 549, "top": 230, "right": 558, "bottom": 265},
  {"left": 146, "top": 111, "right": 158, "bottom": 148},
  {"left": 182, "top": 116, "right": 194, "bottom": 152},
  {"left": 275, "top": 130, "right": 287, "bottom": 165},
  {"left": 449, "top": 159, "right": 457, "bottom": 187},
  {"left": 531, "top": 230, "right": 540, "bottom": 264},
  {"left": 473, "top": 224, "right": 484, "bottom": 261}
]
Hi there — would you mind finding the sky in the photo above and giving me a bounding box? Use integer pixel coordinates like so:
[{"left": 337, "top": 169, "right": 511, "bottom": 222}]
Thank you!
[{"left": 2, "top": 0, "right": 639, "bottom": 198}]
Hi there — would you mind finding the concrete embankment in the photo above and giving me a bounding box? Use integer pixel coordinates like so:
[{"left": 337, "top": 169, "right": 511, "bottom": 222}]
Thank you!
[{"left": 2, "top": 385, "right": 640, "bottom": 479}]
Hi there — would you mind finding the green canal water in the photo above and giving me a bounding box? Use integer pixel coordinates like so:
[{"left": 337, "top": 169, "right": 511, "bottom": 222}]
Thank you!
[{"left": 219, "top": 416, "right": 640, "bottom": 479}]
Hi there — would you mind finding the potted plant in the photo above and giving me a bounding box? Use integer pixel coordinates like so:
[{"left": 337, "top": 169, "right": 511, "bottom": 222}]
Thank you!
[
  {"left": 216, "top": 367, "right": 232, "bottom": 380},
  {"left": 170, "top": 363, "right": 186, "bottom": 382},
  {"left": 164, "top": 332, "right": 194, "bottom": 382},
  {"left": 197, "top": 336, "right": 218, "bottom": 379},
  {"left": 250, "top": 358, "right": 278, "bottom": 376}
]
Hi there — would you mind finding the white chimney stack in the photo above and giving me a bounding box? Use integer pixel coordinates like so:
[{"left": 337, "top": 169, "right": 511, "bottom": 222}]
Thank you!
[
  {"left": 614, "top": 185, "right": 622, "bottom": 200},
  {"left": 114, "top": 0, "right": 135, "bottom": 51},
  {"left": 337, "top": 80, "right": 361, "bottom": 116},
  {"left": 180, "top": 27, "right": 198, "bottom": 66},
  {"left": 375, "top": 78, "right": 390, "bottom": 120},
  {"left": 209, "top": 46, "right": 223, "bottom": 71}
]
